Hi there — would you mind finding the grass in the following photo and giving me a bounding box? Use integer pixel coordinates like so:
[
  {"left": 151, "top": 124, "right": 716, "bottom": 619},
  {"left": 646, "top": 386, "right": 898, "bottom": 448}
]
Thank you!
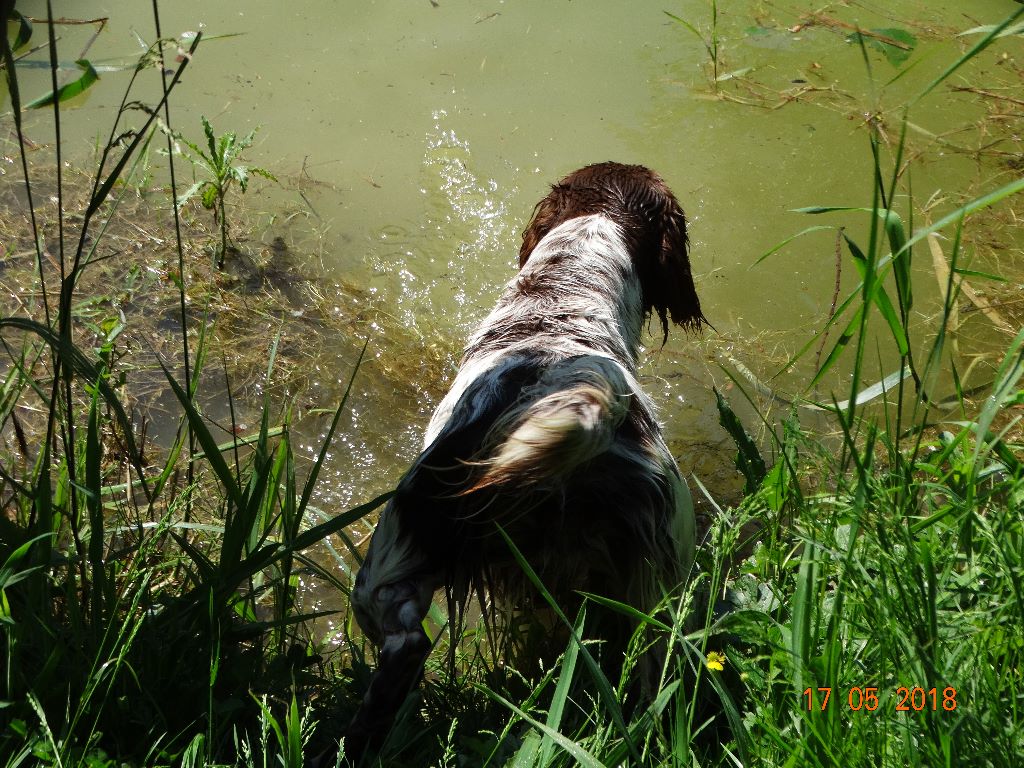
[{"left": 1, "top": 3, "right": 1023, "bottom": 767}]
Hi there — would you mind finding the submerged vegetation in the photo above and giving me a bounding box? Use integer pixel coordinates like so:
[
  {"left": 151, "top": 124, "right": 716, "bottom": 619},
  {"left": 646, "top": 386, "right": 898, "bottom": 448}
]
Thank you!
[{"left": 1, "top": 3, "right": 1023, "bottom": 768}]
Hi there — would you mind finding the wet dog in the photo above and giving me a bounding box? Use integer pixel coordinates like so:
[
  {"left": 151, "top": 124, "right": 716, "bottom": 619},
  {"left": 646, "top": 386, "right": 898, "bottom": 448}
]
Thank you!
[{"left": 347, "top": 161, "right": 705, "bottom": 755}]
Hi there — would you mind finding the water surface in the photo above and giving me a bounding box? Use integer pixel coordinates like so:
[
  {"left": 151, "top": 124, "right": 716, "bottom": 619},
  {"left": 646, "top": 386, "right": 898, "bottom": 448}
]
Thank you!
[{"left": 5, "top": 0, "right": 1021, "bottom": 629}]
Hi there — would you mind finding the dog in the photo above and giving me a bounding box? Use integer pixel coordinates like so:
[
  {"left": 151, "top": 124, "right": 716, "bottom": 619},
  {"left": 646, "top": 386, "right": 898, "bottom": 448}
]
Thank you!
[{"left": 346, "top": 161, "right": 705, "bottom": 754}]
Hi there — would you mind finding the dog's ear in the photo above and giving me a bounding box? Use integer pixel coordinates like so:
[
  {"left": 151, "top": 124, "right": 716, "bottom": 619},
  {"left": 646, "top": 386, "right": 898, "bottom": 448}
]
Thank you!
[
  {"left": 521, "top": 164, "right": 706, "bottom": 341},
  {"left": 640, "top": 196, "right": 705, "bottom": 342},
  {"left": 519, "top": 189, "right": 565, "bottom": 267}
]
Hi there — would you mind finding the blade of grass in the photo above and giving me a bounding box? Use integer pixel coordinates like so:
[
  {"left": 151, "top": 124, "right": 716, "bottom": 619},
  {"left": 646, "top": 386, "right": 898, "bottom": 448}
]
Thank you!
[
  {"left": 575, "top": 592, "right": 674, "bottom": 633},
  {"left": 85, "top": 383, "right": 105, "bottom": 634},
  {"left": 752, "top": 224, "right": 834, "bottom": 266},
  {"left": 915, "top": 6, "right": 1024, "bottom": 102},
  {"left": 158, "top": 356, "right": 244, "bottom": 513},
  {"left": 537, "top": 606, "right": 585, "bottom": 767},
  {"left": 789, "top": 533, "right": 819, "bottom": 698},
  {"left": 843, "top": 233, "right": 909, "bottom": 355},
  {"left": 8, "top": 9, "right": 33, "bottom": 50},
  {"left": 477, "top": 685, "right": 605, "bottom": 768},
  {"left": 24, "top": 59, "right": 99, "bottom": 108},
  {"left": 494, "top": 523, "right": 641, "bottom": 765},
  {"left": 0, "top": 316, "right": 150, "bottom": 501}
]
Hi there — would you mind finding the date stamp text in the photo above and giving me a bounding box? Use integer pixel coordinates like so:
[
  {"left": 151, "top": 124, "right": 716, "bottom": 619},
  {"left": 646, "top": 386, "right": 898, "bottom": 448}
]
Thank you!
[{"left": 802, "top": 687, "right": 958, "bottom": 712}]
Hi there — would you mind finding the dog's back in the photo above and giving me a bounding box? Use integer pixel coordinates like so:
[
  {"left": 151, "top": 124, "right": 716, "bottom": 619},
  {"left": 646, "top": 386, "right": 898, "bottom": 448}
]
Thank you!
[{"left": 347, "top": 162, "right": 704, "bottom": 756}]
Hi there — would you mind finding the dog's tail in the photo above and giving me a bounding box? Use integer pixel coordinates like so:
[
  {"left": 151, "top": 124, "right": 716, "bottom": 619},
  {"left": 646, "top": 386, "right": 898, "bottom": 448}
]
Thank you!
[{"left": 463, "top": 357, "right": 631, "bottom": 494}]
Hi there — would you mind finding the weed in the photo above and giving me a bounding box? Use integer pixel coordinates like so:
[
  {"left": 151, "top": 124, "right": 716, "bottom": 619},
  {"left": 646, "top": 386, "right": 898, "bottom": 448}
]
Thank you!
[
  {"left": 174, "top": 116, "right": 277, "bottom": 269},
  {"left": 666, "top": 1, "right": 724, "bottom": 86}
]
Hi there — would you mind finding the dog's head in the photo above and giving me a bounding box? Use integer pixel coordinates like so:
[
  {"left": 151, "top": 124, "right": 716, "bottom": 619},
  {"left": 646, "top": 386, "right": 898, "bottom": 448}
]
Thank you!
[{"left": 519, "top": 162, "right": 705, "bottom": 341}]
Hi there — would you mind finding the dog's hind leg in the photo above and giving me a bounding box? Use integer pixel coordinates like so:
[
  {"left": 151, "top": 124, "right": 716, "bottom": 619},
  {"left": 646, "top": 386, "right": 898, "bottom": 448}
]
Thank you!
[
  {"left": 344, "top": 610, "right": 431, "bottom": 760},
  {"left": 346, "top": 506, "right": 438, "bottom": 760}
]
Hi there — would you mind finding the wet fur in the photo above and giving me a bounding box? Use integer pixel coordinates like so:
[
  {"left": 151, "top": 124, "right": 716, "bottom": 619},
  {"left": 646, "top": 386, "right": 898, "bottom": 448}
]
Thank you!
[{"left": 347, "top": 162, "right": 705, "bottom": 754}]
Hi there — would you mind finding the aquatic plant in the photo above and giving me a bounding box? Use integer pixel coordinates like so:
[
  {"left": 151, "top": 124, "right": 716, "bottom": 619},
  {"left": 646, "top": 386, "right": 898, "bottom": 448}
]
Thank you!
[
  {"left": 666, "top": 1, "right": 723, "bottom": 86},
  {"left": 175, "top": 116, "right": 277, "bottom": 269}
]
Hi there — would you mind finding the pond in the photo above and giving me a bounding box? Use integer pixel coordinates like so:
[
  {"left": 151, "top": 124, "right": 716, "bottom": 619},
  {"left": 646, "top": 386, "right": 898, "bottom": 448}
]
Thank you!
[{"left": 5, "top": 0, "right": 1022, "bottom": 633}]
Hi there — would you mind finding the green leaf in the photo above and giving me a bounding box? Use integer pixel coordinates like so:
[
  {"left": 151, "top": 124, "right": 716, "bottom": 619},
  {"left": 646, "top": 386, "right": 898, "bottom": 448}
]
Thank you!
[
  {"left": 297, "top": 341, "right": 367, "bottom": 519},
  {"left": 9, "top": 10, "right": 32, "bottom": 50},
  {"left": 714, "top": 388, "right": 767, "bottom": 494},
  {"left": 86, "top": 386, "right": 106, "bottom": 625},
  {"left": 664, "top": 11, "right": 705, "bottom": 42},
  {"left": 201, "top": 184, "right": 218, "bottom": 209},
  {"left": 753, "top": 224, "right": 833, "bottom": 266},
  {"left": 952, "top": 267, "right": 1006, "bottom": 282},
  {"left": 158, "top": 358, "right": 245, "bottom": 514},
  {"left": 846, "top": 28, "right": 917, "bottom": 67},
  {"left": 180, "top": 733, "right": 207, "bottom": 768},
  {"left": 0, "top": 534, "right": 52, "bottom": 590},
  {"left": 494, "top": 524, "right": 641, "bottom": 764},
  {"left": 759, "top": 460, "right": 787, "bottom": 513},
  {"left": 173, "top": 132, "right": 212, "bottom": 167},
  {"left": 250, "top": 167, "right": 278, "bottom": 182},
  {"left": 958, "top": 20, "right": 1024, "bottom": 39},
  {"left": 202, "top": 115, "right": 217, "bottom": 160},
  {"left": 881, "top": 208, "right": 912, "bottom": 315},
  {"left": 793, "top": 205, "right": 861, "bottom": 215},
  {"left": 176, "top": 180, "right": 206, "bottom": 207},
  {"left": 844, "top": 234, "right": 909, "bottom": 354},
  {"left": 25, "top": 59, "right": 99, "bottom": 109},
  {"left": 575, "top": 591, "right": 673, "bottom": 632},
  {"left": 0, "top": 317, "right": 148, "bottom": 498},
  {"left": 84, "top": 33, "right": 202, "bottom": 222},
  {"left": 808, "top": 305, "right": 865, "bottom": 390},
  {"left": 716, "top": 66, "right": 753, "bottom": 82},
  {"left": 789, "top": 536, "right": 819, "bottom": 697},
  {"left": 899, "top": 176, "right": 1024, "bottom": 257},
  {"left": 537, "top": 607, "right": 585, "bottom": 767},
  {"left": 218, "top": 131, "right": 235, "bottom": 162},
  {"left": 197, "top": 490, "right": 394, "bottom": 603},
  {"left": 235, "top": 166, "right": 249, "bottom": 193},
  {"left": 286, "top": 694, "right": 302, "bottom": 767}
]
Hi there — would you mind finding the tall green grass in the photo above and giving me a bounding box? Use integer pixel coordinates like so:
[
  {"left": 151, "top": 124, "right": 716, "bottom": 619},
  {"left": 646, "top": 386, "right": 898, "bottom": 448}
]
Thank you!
[
  {"left": 1, "top": 3, "right": 1022, "bottom": 768},
  {"left": 681, "top": 10, "right": 1024, "bottom": 768},
  {"left": 460, "top": 8, "right": 1024, "bottom": 768},
  {"left": 0, "top": 5, "right": 387, "bottom": 766}
]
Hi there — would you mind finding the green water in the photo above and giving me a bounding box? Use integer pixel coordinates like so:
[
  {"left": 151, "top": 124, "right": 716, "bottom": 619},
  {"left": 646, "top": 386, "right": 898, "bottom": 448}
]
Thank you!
[{"left": 5, "top": 0, "right": 1021, "bottom": 627}]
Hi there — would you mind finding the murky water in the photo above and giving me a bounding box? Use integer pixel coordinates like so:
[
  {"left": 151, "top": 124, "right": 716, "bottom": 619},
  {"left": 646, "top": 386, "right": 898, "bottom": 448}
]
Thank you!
[{"left": 5, "top": 1, "right": 1021, "bottom": 630}]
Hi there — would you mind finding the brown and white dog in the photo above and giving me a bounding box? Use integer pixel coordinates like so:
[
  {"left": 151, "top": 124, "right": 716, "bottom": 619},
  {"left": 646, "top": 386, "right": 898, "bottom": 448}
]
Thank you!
[{"left": 347, "top": 162, "right": 705, "bottom": 751}]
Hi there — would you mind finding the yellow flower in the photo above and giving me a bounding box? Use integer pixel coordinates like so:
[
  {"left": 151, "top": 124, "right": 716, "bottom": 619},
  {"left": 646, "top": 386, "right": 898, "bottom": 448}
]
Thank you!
[{"left": 706, "top": 651, "right": 726, "bottom": 672}]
